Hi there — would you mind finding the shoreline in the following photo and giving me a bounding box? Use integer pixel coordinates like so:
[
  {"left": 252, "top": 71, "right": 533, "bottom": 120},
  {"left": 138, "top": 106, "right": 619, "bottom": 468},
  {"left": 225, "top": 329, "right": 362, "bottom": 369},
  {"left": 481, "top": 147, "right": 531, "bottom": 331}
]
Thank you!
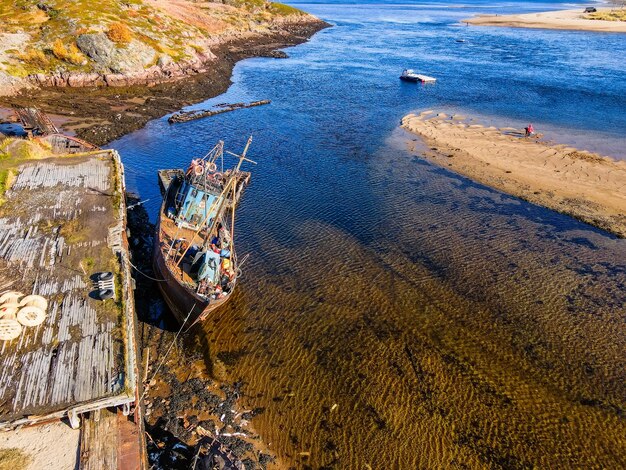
[
  {"left": 0, "top": 19, "right": 329, "bottom": 147},
  {"left": 401, "top": 111, "right": 626, "bottom": 238},
  {"left": 465, "top": 8, "right": 626, "bottom": 33}
]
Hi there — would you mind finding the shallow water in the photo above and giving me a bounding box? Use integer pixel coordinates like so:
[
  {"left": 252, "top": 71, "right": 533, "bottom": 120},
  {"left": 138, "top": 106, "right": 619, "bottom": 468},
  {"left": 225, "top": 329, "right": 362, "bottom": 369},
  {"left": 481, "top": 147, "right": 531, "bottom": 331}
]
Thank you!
[{"left": 112, "top": 1, "right": 626, "bottom": 467}]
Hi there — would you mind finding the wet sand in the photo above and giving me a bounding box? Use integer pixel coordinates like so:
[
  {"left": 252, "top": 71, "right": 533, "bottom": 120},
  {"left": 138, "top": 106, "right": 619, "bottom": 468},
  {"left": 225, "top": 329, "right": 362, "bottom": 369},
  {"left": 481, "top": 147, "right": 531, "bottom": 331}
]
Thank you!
[
  {"left": 402, "top": 111, "right": 626, "bottom": 238},
  {"left": 465, "top": 8, "right": 626, "bottom": 33}
]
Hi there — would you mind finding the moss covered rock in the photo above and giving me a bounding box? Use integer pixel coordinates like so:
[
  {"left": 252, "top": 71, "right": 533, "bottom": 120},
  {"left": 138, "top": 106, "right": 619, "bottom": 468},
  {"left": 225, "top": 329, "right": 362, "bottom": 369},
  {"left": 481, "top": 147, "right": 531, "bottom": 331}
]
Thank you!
[{"left": 76, "top": 33, "right": 156, "bottom": 74}]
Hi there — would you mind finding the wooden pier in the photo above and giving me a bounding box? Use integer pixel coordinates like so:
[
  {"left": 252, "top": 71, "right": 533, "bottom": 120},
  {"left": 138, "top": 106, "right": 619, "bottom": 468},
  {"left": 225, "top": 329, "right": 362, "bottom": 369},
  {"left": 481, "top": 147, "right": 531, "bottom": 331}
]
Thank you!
[
  {"left": 0, "top": 149, "right": 145, "bottom": 467},
  {"left": 40, "top": 133, "right": 99, "bottom": 154}
]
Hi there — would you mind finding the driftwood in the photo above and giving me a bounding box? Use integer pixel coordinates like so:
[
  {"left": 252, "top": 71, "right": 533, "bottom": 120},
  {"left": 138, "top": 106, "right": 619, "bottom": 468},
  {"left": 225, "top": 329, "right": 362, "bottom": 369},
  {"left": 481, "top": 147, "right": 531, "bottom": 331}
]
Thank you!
[{"left": 168, "top": 100, "right": 271, "bottom": 124}]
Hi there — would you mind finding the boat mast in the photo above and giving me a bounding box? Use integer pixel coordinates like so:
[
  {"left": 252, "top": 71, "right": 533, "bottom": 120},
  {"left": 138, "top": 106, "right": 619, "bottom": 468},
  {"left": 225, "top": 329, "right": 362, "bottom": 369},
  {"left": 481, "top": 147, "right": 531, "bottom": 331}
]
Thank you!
[
  {"left": 226, "top": 136, "right": 256, "bottom": 173},
  {"left": 230, "top": 179, "right": 237, "bottom": 265}
]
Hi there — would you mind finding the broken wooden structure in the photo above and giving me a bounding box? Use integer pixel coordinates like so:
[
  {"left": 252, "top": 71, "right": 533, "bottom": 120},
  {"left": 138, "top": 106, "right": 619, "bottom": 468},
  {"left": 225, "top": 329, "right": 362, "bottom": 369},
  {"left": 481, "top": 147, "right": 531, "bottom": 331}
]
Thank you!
[
  {"left": 13, "top": 107, "right": 59, "bottom": 136},
  {"left": 40, "top": 133, "right": 99, "bottom": 154},
  {"left": 168, "top": 100, "right": 271, "bottom": 124}
]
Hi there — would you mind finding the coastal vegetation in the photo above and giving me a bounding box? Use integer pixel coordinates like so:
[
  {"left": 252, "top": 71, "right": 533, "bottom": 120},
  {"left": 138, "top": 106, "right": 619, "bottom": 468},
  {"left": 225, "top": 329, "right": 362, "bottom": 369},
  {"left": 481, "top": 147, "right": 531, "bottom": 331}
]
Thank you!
[
  {"left": 0, "top": 448, "right": 31, "bottom": 470},
  {"left": 0, "top": 0, "right": 311, "bottom": 81},
  {"left": 588, "top": 8, "right": 626, "bottom": 21},
  {"left": 0, "top": 137, "right": 48, "bottom": 201}
]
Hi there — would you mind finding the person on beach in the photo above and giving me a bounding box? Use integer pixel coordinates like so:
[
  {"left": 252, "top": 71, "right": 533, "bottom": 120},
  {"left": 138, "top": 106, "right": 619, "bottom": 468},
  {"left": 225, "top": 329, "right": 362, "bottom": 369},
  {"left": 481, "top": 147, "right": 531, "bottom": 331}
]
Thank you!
[{"left": 525, "top": 123, "right": 535, "bottom": 137}]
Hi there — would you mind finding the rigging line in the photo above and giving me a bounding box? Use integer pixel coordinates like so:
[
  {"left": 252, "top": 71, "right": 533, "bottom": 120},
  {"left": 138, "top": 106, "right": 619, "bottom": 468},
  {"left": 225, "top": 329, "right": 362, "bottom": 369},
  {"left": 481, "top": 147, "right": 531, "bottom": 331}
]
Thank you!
[
  {"left": 128, "top": 258, "right": 167, "bottom": 282},
  {"left": 237, "top": 253, "right": 250, "bottom": 269},
  {"left": 140, "top": 305, "right": 194, "bottom": 401}
]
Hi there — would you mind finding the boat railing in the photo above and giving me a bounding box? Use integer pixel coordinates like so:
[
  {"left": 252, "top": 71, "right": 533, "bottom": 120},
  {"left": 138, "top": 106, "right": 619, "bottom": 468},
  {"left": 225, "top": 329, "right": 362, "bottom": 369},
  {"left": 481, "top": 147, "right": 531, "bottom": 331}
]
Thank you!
[{"left": 187, "top": 175, "right": 224, "bottom": 194}]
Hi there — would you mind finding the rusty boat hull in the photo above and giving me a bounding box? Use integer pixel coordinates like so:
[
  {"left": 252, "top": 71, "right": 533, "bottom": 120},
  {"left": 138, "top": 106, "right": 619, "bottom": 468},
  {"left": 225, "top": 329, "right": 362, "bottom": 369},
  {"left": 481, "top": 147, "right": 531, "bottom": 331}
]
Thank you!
[
  {"left": 153, "top": 140, "right": 252, "bottom": 326},
  {"left": 153, "top": 218, "right": 231, "bottom": 325}
]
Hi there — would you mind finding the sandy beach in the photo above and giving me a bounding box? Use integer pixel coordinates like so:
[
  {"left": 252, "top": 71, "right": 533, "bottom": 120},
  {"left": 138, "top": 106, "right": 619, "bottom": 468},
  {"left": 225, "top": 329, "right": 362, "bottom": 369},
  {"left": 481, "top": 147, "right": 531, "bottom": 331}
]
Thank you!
[
  {"left": 401, "top": 111, "right": 626, "bottom": 237},
  {"left": 465, "top": 8, "right": 626, "bottom": 33}
]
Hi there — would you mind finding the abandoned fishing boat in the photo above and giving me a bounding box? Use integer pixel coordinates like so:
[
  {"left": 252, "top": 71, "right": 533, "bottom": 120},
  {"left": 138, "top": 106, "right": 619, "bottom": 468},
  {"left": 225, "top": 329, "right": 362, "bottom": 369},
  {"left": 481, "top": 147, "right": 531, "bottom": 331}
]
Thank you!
[{"left": 154, "top": 138, "right": 254, "bottom": 325}]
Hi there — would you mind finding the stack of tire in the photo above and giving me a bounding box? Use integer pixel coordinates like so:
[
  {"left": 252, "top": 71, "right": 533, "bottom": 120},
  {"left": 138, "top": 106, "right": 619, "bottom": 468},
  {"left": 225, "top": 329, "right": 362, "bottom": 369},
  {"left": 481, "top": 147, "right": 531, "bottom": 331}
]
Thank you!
[{"left": 0, "top": 292, "right": 48, "bottom": 341}]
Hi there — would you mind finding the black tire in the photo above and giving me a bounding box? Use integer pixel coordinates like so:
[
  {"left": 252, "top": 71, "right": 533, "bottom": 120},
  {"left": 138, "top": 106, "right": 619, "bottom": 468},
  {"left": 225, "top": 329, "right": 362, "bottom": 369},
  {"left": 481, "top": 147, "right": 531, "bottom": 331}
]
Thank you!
[{"left": 98, "top": 289, "right": 114, "bottom": 300}]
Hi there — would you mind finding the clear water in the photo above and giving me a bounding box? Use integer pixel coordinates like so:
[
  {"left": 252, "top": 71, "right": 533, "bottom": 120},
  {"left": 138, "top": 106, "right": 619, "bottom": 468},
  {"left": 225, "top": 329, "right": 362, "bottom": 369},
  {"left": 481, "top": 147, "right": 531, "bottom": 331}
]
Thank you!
[{"left": 112, "top": 1, "right": 626, "bottom": 467}]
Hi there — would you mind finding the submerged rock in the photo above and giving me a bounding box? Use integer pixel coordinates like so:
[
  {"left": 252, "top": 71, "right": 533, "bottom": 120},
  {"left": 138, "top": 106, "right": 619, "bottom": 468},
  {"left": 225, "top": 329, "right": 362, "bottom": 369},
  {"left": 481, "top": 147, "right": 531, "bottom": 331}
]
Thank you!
[{"left": 259, "top": 50, "right": 289, "bottom": 59}]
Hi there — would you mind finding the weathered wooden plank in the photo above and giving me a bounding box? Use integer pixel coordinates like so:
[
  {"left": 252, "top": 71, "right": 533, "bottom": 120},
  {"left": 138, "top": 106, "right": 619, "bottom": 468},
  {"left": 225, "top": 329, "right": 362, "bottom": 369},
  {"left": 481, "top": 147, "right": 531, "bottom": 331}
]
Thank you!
[
  {"left": 79, "top": 409, "right": 118, "bottom": 470},
  {"left": 0, "top": 152, "right": 133, "bottom": 424}
]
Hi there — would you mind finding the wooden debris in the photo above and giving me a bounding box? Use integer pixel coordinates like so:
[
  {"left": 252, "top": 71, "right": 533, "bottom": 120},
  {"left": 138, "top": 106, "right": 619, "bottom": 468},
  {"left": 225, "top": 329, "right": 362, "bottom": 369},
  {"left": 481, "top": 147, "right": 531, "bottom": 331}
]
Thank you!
[
  {"left": 39, "top": 133, "right": 98, "bottom": 154},
  {"left": 13, "top": 107, "right": 59, "bottom": 136},
  {"left": 168, "top": 99, "right": 271, "bottom": 124}
]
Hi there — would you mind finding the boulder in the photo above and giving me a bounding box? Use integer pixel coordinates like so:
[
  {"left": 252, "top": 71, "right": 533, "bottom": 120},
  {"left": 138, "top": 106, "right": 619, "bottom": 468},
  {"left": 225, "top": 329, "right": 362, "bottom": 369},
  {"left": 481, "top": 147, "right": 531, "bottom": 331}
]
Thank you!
[
  {"left": 0, "top": 71, "right": 31, "bottom": 96},
  {"left": 76, "top": 33, "right": 116, "bottom": 68},
  {"left": 157, "top": 55, "right": 172, "bottom": 68}
]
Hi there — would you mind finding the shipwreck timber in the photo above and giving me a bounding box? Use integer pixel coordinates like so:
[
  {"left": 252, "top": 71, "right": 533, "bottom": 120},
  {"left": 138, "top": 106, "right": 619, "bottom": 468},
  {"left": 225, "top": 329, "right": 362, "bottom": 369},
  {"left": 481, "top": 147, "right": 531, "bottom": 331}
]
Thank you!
[
  {"left": 168, "top": 100, "right": 271, "bottom": 124},
  {"left": 13, "top": 107, "right": 59, "bottom": 136}
]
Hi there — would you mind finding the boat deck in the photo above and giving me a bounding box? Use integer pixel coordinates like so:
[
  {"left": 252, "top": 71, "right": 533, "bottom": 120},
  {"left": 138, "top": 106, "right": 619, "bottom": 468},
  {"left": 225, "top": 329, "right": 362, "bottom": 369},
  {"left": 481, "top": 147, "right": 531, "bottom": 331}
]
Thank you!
[
  {"left": 159, "top": 215, "right": 204, "bottom": 287},
  {"left": 0, "top": 151, "right": 138, "bottom": 428}
]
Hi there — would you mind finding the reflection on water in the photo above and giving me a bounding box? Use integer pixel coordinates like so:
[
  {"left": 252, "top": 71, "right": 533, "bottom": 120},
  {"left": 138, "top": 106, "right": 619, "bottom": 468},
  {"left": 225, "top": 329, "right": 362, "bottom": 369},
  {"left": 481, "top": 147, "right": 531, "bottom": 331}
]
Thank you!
[{"left": 111, "top": 0, "right": 626, "bottom": 467}]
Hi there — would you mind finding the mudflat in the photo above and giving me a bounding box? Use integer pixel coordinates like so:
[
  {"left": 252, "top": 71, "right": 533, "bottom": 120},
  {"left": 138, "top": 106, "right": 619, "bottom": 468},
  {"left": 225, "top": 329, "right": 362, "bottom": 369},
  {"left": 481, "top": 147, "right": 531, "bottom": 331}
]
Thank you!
[
  {"left": 465, "top": 8, "right": 626, "bottom": 33},
  {"left": 402, "top": 111, "right": 626, "bottom": 237}
]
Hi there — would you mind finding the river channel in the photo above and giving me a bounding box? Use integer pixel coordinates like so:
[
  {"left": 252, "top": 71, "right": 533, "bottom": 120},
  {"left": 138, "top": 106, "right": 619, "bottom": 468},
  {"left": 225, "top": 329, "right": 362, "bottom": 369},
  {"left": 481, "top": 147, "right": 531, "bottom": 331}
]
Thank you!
[{"left": 112, "top": 1, "right": 626, "bottom": 467}]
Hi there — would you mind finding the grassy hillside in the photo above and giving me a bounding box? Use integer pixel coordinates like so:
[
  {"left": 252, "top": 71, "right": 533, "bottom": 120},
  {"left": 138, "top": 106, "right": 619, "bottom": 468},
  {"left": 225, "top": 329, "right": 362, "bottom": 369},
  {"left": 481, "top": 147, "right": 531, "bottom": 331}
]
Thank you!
[{"left": 0, "top": 0, "right": 311, "bottom": 78}]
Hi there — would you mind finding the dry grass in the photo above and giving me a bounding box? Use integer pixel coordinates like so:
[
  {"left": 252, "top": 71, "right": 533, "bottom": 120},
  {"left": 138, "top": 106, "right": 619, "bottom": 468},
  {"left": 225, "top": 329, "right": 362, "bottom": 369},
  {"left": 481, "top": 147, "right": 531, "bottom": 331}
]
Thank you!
[
  {"left": 0, "top": 448, "right": 31, "bottom": 470},
  {"left": 106, "top": 22, "right": 133, "bottom": 44},
  {"left": 0, "top": 138, "right": 49, "bottom": 161},
  {"left": 0, "top": 138, "right": 51, "bottom": 202},
  {"left": 17, "top": 48, "right": 49, "bottom": 68},
  {"left": 60, "top": 218, "right": 87, "bottom": 244},
  {"left": 51, "top": 39, "right": 85, "bottom": 65},
  {"left": 588, "top": 9, "right": 626, "bottom": 22},
  {"left": 269, "top": 2, "right": 304, "bottom": 16}
]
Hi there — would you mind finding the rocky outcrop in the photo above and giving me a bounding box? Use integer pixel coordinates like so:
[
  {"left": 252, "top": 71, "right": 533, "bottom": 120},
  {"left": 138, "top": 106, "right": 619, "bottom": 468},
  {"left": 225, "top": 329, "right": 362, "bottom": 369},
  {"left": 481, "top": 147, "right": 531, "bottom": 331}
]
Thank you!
[
  {"left": 0, "top": 33, "right": 34, "bottom": 96},
  {"left": 0, "top": 0, "right": 331, "bottom": 96},
  {"left": 25, "top": 16, "right": 325, "bottom": 90},
  {"left": 0, "top": 72, "right": 32, "bottom": 97},
  {"left": 76, "top": 34, "right": 157, "bottom": 74},
  {"left": 28, "top": 47, "right": 217, "bottom": 88}
]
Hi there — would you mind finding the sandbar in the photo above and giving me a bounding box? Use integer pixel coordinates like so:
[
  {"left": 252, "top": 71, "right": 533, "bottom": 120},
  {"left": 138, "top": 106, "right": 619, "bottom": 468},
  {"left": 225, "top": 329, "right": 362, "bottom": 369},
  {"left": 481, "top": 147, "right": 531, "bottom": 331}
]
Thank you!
[
  {"left": 465, "top": 8, "right": 626, "bottom": 33},
  {"left": 401, "top": 112, "right": 626, "bottom": 237}
]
